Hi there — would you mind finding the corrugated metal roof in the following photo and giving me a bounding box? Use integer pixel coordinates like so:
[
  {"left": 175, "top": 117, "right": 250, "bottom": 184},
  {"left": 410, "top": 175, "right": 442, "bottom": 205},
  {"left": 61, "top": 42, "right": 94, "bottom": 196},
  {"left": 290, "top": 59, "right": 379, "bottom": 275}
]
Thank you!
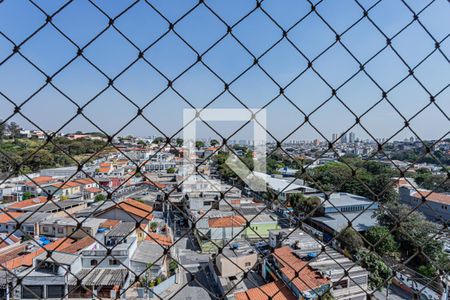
[{"left": 70, "top": 268, "right": 128, "bottom": 286}]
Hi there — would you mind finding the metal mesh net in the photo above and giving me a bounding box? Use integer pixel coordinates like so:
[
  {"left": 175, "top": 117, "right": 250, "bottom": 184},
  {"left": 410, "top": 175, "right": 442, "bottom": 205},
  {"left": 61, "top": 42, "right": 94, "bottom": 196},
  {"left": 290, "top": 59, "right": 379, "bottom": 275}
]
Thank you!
[{"left": 0, "top": 0, "right": 449, "bottom": 299}]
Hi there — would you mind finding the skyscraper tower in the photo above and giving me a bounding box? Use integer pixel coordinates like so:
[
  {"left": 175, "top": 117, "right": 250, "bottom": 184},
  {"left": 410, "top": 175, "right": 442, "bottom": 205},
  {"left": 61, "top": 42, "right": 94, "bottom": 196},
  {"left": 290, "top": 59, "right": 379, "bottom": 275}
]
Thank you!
[
  {"left": 340, "top": 133, "right": 348, "bottom": 144},
  {"left": 332, "top": 133, "right": 338, "bottom": 142},
  {"left": 349, "top": 132, "right": 356, "bottom": 143}
]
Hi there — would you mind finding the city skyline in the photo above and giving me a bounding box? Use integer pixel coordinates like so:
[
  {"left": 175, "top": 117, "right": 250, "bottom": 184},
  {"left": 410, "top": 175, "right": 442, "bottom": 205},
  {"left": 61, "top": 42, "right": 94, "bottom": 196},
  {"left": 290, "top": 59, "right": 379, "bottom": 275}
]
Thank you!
[{"left": 0, "top": 0, "right": 449, "bottom": 141}]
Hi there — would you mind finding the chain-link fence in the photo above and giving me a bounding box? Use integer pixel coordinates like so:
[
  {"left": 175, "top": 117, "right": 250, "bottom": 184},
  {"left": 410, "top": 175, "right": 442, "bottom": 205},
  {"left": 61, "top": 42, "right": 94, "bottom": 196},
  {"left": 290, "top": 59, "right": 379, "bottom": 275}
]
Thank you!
[{"left": 0, "top": 0, "right": 449, "bottom": 299}]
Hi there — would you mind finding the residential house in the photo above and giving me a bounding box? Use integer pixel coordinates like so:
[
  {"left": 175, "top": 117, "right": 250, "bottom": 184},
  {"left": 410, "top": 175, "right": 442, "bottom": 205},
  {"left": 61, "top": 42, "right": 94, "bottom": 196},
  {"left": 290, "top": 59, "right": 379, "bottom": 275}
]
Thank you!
[
  {"left": 73, "top": 178, "right": 99, "bottom": 189},
  {"left": 18, "top": 200, "right": 87, "bottom": 218},
  {"left": 0, "top": 232, "right": 20, "bottom": 249},
  {"left": 145, "top": 232, "right": 173, "bottom": 247},
  {"left": 6, "top": 196, "right": 49, "bottom": 212},
  {"left": 5, "top": 212, "right": 51, "bottom": 237},
  {"left": 44, "top": 181, "right": 82, "bottom": 199},
  {"left": 268, "top": 246, "right": 331, "bottom": 299},
  {"left": 400, "top": 186, "right": 450, "bottom": 222},
  {"left": 96, "top": 162, "right": 113, "bottom": 176},
  {"left": 0, "top": 212, "right": 24, "bottom": 233},
  {"left": 3, "top": 238, "right": 75, "bottom": 271},
  {"left": 81, "top": 222, "right": 137, "bottom": 269},
  {"left": 208, "top": 215, "right": 246, "bottom": 242},
  {"left": 95, "top": 198, "right": 154, "bottom": 224},
  {"left": 215, "top": 241, "right": 257, "bottom": 277},
  {"left": 21, "top": 176, "right": 58, "bottom": 198},
  {"left": 17, "top": 251, "right": 81, "bottom": 299},
  {"left": 0, "top": 182, "right": 22, "bottom": 202},
  {"left": 130, "top": 239, "right": 168, "bottom": 280},
  {"left": 83, "top": 187, "right": 104, "bottom": 200},
  {"left": 268, "top": 228, "right": 321, "bottom": 253},
  {"left": 308, "top": 249, "right": 369, "bottom": 300},
  {"left": 234, "top": 281, "right": 296, "bottom": 300},
  {"left": 39, "top": 217, "right": 106, "bottom": 239}
]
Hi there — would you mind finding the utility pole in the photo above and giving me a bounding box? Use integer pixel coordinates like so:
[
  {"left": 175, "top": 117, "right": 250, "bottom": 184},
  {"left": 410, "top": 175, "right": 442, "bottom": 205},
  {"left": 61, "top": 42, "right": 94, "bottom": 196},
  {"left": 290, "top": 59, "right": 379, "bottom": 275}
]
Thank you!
[
  {"left": 386, "top": 282, "right": 389, "bottom": 299},
  {"left": 441, "top": 275, "right": 448, "bottom": 300}
]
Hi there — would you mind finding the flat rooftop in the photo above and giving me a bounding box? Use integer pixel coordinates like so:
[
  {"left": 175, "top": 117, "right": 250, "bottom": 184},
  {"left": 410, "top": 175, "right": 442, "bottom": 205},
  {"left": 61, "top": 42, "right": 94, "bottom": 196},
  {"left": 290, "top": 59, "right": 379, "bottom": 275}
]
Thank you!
[
  {"left": 308, "top": 192, "right": 374, "bottom": 208},
  {"left": 311, "top": 210, "right": 378, "bottom": 232},
  {"left": 106, "top": 222, "right": 135, "bottom": 237},
  {"left": 22, "top": 200, "right": 85, "bottom": 213}
]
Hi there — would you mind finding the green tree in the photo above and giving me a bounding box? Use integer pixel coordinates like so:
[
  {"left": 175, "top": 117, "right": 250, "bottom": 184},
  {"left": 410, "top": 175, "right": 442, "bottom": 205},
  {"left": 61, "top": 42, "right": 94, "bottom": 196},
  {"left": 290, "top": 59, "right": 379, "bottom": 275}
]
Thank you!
[
  {"left": 304, "top": 159, "right": 398, "bottom": 204},
  {"left": 175, "top": 138, "right": 183, "bottom": 147},
  {"left": 210, "top": 139, "right": 219, "bottom": 147},
  {"left": 357, "top": 250, "right": 392, "bottom": 289},
  {"left": 338, "top": 227, "right": 364, "bottom": 254},
  {"left": 169, "top": 259, "right": 178, "bottom": 274},
  {"left": 289, "top": 194, "right": 321, "bottom": 216},
  {"left": 8, "top": 122, "right": 22, "bottom": 139},
  {"left": 150, "top": 222, "right": 158, "bottom": 232},
  {"left": 365, "top": 226, "right": 398, "bottom": 257},
  {"left": 166, "top": 167, "right": 176, "bottom": 174},
  {"left": 152, "top": 137, "right": 165, "bottom": 145},
  {"left": 22, "top": 192, "right": 34, "bottom": 200},
  {"left": 417, "top": 264, "right": 438, "bottom": 278},
  {"left": 94, "top": 194, "right": 106, "bottom": 202},
  {"left": 195, "top": 140, "right": 205, "bottom": 149},
  {"left": 0, "top": 120, "right": 5, "bottom": 140},
  {"left": 377, "top": 203, "right": 449, "bottom": 272}
]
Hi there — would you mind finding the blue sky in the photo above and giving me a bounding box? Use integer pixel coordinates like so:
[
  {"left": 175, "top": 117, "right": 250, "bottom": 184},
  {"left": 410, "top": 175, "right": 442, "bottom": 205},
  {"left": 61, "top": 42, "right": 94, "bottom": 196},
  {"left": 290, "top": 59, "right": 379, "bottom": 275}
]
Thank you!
[{"left": 0, "top": 0, "right": 449, "bottom": 142}]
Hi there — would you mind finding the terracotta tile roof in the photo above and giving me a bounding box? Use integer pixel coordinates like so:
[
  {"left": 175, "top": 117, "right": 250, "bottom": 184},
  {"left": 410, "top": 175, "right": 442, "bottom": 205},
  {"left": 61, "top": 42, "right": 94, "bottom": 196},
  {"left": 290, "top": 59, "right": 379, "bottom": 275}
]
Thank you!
[
  {"left": 74, "top": 178, "right": 97, "bottom": 185},
  {"left": 145, "top": 232, "right": 172, "bottom": 246},
  {"left": 273, "top": 246, "right": 330, "bottom": 293},
  {"left": 99, "top": 162, "right": 111, "bottom": 167},
  {"left": 51, "top": 181, "right": 81, "bottom": 189},
  {"left": 8, "top": 196, "right": 48, "bottom": 209},
  {"left": 141, "top": 181, "right": 166, "bottom": 189},
  {"left": 115, "top": 198, "right": 153, "bottom": 221},
  {"left": 235, "top": 281, "right": 296, "bottom": 300},
  {"left": 85, "top": 187, "right": 103, "bottom": 193},
  {"left": 60, "top": 236, "right": 95, "bottom": 254},
  {"left": 100, "top": 219, "right": 121, "bottom": 229},
  {"left": 208, "top": 216, "right": 246, "bottom": 228},
  {"left": 4, "top": 238, "right": 74, "bottom": 270},
  {"left": 98, "top": 167, "right": 111, "bottom": 173},
  {"left": 0, "top": 234, "right": 21, "bottom": 250},
  {"left": 412, "top": 190, "right": 450, "bottom": 205},
  {"left": 0, "top": 244, "right": 27, "bottom": 263},
  {"left": 0, "top": 212, "right": 23, "bottom": 223},
  {"left": 24, "top": 176, "right": 55, "bottom": 186}
]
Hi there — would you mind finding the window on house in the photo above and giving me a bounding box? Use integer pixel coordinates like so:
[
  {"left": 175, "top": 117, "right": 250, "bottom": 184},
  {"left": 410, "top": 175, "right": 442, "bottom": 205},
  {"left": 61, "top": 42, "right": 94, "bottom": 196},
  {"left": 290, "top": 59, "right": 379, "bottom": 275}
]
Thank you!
[
  {"left": 245, "top": 262, "right": 252, "bottom": 267},
  {"left": 90, "top": 260, "right": 98, "bottom": 266},
  {"left": 22, "top": 285, "right": 44, "bottom": 299},
  {"left": 109, "top": 259, "right": 119, "bottom": 265},
  {"left": 336, "top": 279, "right": 348, "bottom": 289},
  {"left": 57, "top": 228, "right": 64, "bottom": 234},
  {"left": 42, "top": 227, "right": 48, "bottom": 232}
]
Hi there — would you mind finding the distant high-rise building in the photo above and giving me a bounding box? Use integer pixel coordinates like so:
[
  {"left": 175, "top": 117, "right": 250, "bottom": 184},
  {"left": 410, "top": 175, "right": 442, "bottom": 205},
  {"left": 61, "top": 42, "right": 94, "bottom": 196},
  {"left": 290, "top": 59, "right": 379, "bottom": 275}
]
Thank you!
[
  {"left": 340, "top": 133, "right": 348, "bottom": 144},
  {"left": 349, "top": 132, "right": 356, "bottom": 143},
  {"left": 332, "top": 133, "right": 338, "bottom": 142},
  {"left": 409, "top": 136, "right": 414, "bottom": 143}
]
